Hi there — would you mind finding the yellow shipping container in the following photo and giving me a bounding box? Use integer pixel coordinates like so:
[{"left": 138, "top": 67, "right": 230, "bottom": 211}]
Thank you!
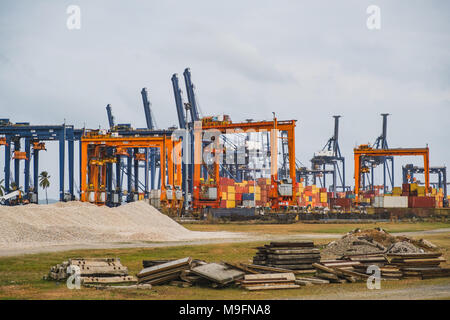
[
  {"left": 249, "top": 186, "right": 254, "bottom": 193},
  {"left": 226, "top": 200, "right": 235, "bottom": 208},
  {"left": 228, "top": 193, "right": 235, "bottom": 201},
  {"left": 255, "top": 193, "right": 261, "bottom": 201},
  {"left": 417, "top": 186, "right": 426, "bottom": 195},
  {"left": 392, "top": 187, "right": 402, "bottom": 195},
  {"left": 227, "top": 186, "right": 235, "bottom": 193},
  {"left": 410, "top": 183, "right": 418, "bottom": 191},
  {"left": 222, "top": 192, "right": 227, "bottom": 200},
  {"left": 266, "top": 178, "right": 271, "bottom": 185},
  {"left": 255, "top": 186, "right": 261, "bottom": 194}
]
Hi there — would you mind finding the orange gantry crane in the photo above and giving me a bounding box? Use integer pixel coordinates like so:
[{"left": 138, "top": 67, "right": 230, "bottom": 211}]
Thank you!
[
  {"left": 80, "top": 131, "right": 182, "bottom": 211},
  {"left": 354, "top": 145, "right": 429, "bottom": 202},
  {"left": 193, "top": 117, "right": 297, "bottom": 210}
]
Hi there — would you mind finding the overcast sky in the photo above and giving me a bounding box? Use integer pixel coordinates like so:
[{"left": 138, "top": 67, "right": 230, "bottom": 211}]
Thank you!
[{"left": 1, "top": 1, "right": 449, "bottom": 199}]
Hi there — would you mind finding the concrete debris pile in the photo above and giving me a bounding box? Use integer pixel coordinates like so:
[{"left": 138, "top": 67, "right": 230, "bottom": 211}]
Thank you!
[
  {"left": 252, "top": 240, "right": 320, "bottom": 272},
  {"left": 321, "top": 228, "right": 425, "bottom": 259},
  {"left": 317, "top": 228, "right": 449, "bottom": 281},
  {"left": 44, "top": 258, "right": 144, "bottom": 289}
]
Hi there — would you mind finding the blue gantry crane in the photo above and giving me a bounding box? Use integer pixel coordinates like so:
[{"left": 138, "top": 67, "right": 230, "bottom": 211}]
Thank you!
[
  {"left": 310, "top": 115, "right": 346, "bottom": 192},
  {"left": 0, "top": 120, "right": 82, "bottom": 203},
  {"left": 361, "top": 113, "right": 394, "bottom": 192},
  {"left": 402, "top": 164, "right": 447, "bottom": 207}
]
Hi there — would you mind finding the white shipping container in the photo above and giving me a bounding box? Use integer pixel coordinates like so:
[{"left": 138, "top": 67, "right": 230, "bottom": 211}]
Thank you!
[
  {"left": 373, "top": 196, "right": 384, "bottom": 208},
  {"left": 383, "top": 196, "right": 408, "bottom": 208}
]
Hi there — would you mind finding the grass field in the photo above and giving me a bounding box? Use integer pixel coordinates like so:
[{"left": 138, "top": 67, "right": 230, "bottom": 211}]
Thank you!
[{"left": 0, "top": 222, "right": 449, "bottom": 300}]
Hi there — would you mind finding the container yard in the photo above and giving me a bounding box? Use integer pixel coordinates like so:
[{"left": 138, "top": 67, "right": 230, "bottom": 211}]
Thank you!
[
  {"left": 1, "top": 0, "right": 449, "bottom": 309},
  {"left": 0, "top": 73, "right": 448, "bottom": 219}
]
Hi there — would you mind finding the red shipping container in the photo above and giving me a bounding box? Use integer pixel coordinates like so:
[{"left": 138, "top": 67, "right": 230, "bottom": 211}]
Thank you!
[
  {"left": 330, "top": 198, "right": 352, "bottom": 210},
  {"left": 408, "top": 196, "right": 435, "bottom": 208},
  {"left": 235, "top": 193, "right": 242, "bottom": 201},
  {"left": 402, "top": 183, "right": 410, "bottom": 193}
]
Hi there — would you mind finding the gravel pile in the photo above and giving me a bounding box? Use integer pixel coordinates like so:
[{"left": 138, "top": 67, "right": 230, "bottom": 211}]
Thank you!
[
  {"left": 0, "top": 201, "right": 240, "bottom": 250},
  {"left": 386, "top": 241, "right": 424, "bottom": 254}
]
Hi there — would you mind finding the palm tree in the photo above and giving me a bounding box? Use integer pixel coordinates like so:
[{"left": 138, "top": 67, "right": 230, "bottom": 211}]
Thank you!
[
  {"left": 10, "top": 181, "right": 22, "bottom": 192},
  {"left": 39, "top": 171, "right": 51, "bottom": 204},
  {"left": 0, "top": 179, "right": 4, "bottom": 197}
]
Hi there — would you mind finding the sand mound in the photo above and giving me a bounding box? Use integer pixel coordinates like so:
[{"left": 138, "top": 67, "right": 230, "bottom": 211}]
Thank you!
[{"left": 0, "top": 201, "right": 240, "bottom": 250}]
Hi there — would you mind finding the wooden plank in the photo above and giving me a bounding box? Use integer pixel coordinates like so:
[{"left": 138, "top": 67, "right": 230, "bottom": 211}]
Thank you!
[
  {"left": 142, "top": 260, "right": 173, "bottom": 268},
  {"left": 191, "top": 263, "right": 244, "bottom": 285},
  {"left": 333, "top": 267, "right": 369, "bottom": 280},
  {"left": 244, "top": 273, "right": 295, "bottom": 281},
  {"left": 400, "top": 267, "right": 442, "bottom": 272},
  {"left": 348, "top": 256, "right": 387, "bottom": 262},
  {"left": 390, "top": 257, "right": 445, "bottom": 265},
  {"left": 137, "top": 266, "right": 188, "bottom": 283},
  {"left": 242, "top": 279, "right": 295, "bottom": 285},
  {"left": 295, "top": 277, "right": 330, "bottom": 284},
  {"left": 312, "top": 263, "right": 339, "bottom": 275},
  {"left": 243, "top": 264, "right": 294, "bottom": 273},
  {"left": 294, "top": 279, "right": 313, "bottom": 286},
  {"left": 244, "top": 284, "right": 300, "bottom": 291},
  {"left": 316, "top": 273, "right": 339, "bottom": 281},
  {"left": 140, "top": 273, "right": 180, "bottom": 285},
  {"left": 268, "top": 254, "right": 320, "bottom": 260},
  {"left": 78, "top": 266, "right": 128, "bottom": 276},
  {"left": 268, "top": 248, "right": 320, "bottom": 255},
  {"left": 137, "top": 257, "right": 191, "bottom": 278},
  {"left": 267, "top": 264, "right": 314, "bottom": 270},
  {"left": 270, "top": 241, "right": 314, "bottom": 248},
  {"left": 223, "top": 262, "right": 259, "bottom": 274},
  {"left": 69, "top": 258, "right": 121, "bottom": 265},
  {"left": 85, "top": 284, "right": 152, "bottom": 290},
  {"left": 81, "top": 276, "right": 137, "bottom": 284},
  {"left": 322, "top": 261, "right": 361, "bottom": 267},
  {"left": 386, "top": 252, "right": 442, "bottom": 259}
]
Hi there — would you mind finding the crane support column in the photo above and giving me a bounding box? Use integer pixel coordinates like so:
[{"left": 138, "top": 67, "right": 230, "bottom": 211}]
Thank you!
[
  {"left": 33, "top": 147, "right": 39, "bottom": 202},
  {"left": 68, "top": 136, "right": 74, "bottom": 200},
  {"left": 144, "top": 148, "right": 149, "bottom": 197},
  {"left": 14, "top": 140, "right": 20, "bottom": 188},
  {"left": 4, "top": 136, "right": 11, "bottom": 193},
  {"left": 59, "top": 131, "right": 65, "bottom": 201},
  {"left": 127, "top": 150, "right": 132, "bottom": 202},
  {"left": 24, "top": 139, "right": 31, "bottom": 195},
  {"left": 134, "top": 148, "right": 139, "bottom": 197}
]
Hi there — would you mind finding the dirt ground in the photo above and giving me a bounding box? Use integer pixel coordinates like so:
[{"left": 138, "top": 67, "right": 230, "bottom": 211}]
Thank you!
[
  {"left": 1, "top": 222, "right": 448, "bottom": 257},
  {"left": 0, "top": 222, "right": 449, "bottom": 300}
]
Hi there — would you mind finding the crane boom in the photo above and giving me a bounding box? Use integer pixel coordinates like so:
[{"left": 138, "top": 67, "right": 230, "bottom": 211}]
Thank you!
[
  {"left": 183, "top": 68, "right": 200, "bottom": 123},
  {"left": 140, "top": 88, "right": 154, "bottom": 130},
  {"left": 171, "top": 74, "right": 186, "bottom": 129},
  {"left": 106, "top": 104, "right": 115, "bottom": 129}
]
